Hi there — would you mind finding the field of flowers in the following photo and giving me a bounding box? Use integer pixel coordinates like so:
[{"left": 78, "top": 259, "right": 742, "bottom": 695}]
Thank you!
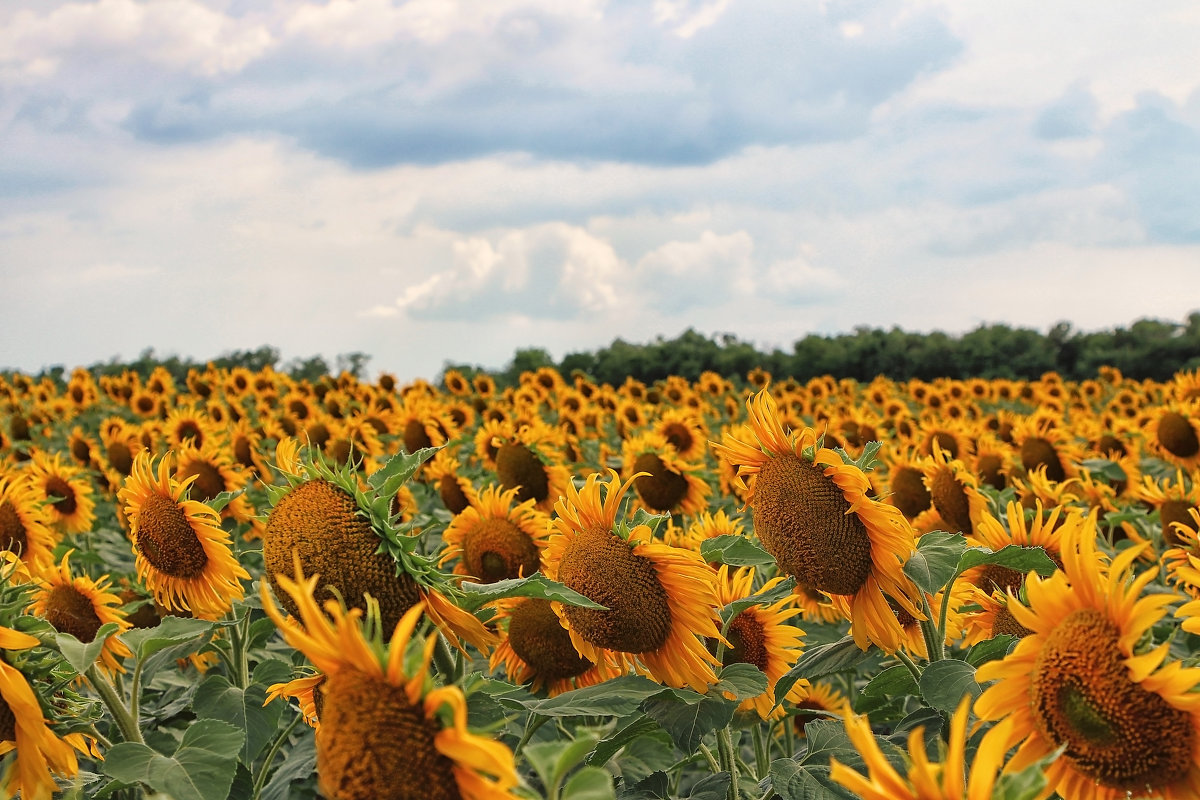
[{"left": 1, "top": 362, "right": 1199, "bottom": 800}]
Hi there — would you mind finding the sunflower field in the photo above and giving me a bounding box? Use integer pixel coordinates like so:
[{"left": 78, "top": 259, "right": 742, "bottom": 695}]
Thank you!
[{"left": 2, "top": 362, "right": 1200, "bottom": 800}]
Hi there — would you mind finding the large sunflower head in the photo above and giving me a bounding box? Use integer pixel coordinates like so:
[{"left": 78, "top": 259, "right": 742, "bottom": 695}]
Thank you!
[
  {"left": 542, "top": 470, "right": 722, "bottom": 691},
  {"left": 262, "top": 446, "right": 496, "bottom": 652},
  {"left": 29, "top": 551, "right": 132, "bottom": 674},
  {"left": 117, "top": 451, "right": 249, "bottom": 620},
  {"left": 440, "top": 484, "right": 549, "bottom": 583},
  {"left": 620, "top": 431, "right": 710, "bottom": 516},
  {"left": 710, "top": 388, "right": 923, "bottom": 653},
  {"left": 0, "top": 475, "right": 57, "bottom": 570},
  {"left": 262, "top": 572, "right": 521, "bottom": 800},
  {"left": 920, "top": 441, "right": 987, "bottom": 536},
  {"left": 1143, "top": 401, "right": 1200, "bottom": 468},
  {"left": 172, "top": 438, "right": 255, "bottom": 525},
  {"left": 976, "top": 527, "right": 1200, "bottom": 799},
  {"left": 491, "top": 419, "right": 571, "bottom": 513},
  {"left": 488, "top": 597, "right": 615, "bottom": 696},
  {"left": 1010, "top": 412, "right": 1080, "bottom": 484}
]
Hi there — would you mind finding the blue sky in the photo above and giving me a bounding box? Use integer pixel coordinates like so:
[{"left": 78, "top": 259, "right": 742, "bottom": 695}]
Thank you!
[{"left": 3, "top": 0, "right": 1199, "bottom": 380}]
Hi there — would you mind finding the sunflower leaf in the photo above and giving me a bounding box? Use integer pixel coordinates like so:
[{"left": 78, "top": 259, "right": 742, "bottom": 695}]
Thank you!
[
  {"left": 103, "top": 719, "right": 245, "bottom": 800},
  {"left": 367, "top": 446, "right": 441, "bottom": 497},
  {"left": 54, "top": 622, "right": 120, "bottom": 676},
  {"left": 563, "top": 766, "right": 617, "bottom": 800},
  {"left": 774, "top": 637, "right": 870, "bottom": 703},
  {"left": 993, "top": 744, "right": 1063, "bottom": 800},
  {"left": 457, "top": 574, "right": 607, "bottom": 612},
  {"left": 836, "top": 441, "right": 883, "bottom": 473},
  {"left": 956, "top": 545, "right": 1058, "bottom": 578},
  {"left": 966, "top": 634, "right": 1017, "bottom": 667},
  {"left": 769, "top": 760, "right": 855, "bottom": 800},
  {"left": 630, "top": 508, "right": 670, "bottom": 538},
  {"left": 720, "top": 576, "right": 796, "bottom": 623},
  {"left": 203, "top": 488, "right": 243, "bottom": 514},
  {"left": 903, "top": 531, "right": 967, "bottom": 595},
  {"left": 192, "top": 674, "right": 283, "bottom": 766},
  {"left": 860, "top": 663, "right": 919, "bottom": 698},
  {"left": 686, "top": 772, "right": 733, "bottom": 799},
  {"left": 712, "top": 662, "right": 769, "bottom": 700},
  {"left": 918, "top": 658, "right": 981, "bottom": 714},
  {"left": 700, "top": 535, "right": 776, "bottom": 567},
  {"left": 641, "top": 690, "right": 738, "bottom": 753},
  {"left": 588, "top": 714, "right": 663, "bottom": 768},
  {"left": 508, "top": 675, "right": 663, "bottom": 717},
  {"left": 1078, "top": 458, "right": 1127, "bottom": 483}
]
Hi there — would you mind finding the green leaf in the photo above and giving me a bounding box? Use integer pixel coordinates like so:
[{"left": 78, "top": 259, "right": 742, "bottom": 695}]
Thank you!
[
  {"left": 903, "top": 532, "right": 967, "bottom": 595},
  {"left": 251, "top": 658, "right": 295, "bottom": 687},
  {"left": 588, "top": 715, "right": 663, "bottom": 767},
  {"left": 860, "top": 664, "right": 918, "bottom": 698},
  {"left": 687, "top": 772, "right": 732, "bottom": 800},
  {"left": 367, "top": 446, "right": 441, "bottom": 497},
  {"left": 1078, "top": 458, "right": 1127, "bottom": 484},
  {"left": 719, "top": 577, "right": 797, "bottom": 624},
  {"left": 563, "top": 766, "right": 616, "bottom": 800},
  {"left": 994, "top": 745, "right": 1063, "bottom": 800},
  {"left": 642, "top": 690, "right": 738, "bottom": 753},
  {"left": 612, "top": 731, "right": 675, "bottom": 785},
  {"left": 775, "top": 637, "right": 869, "bottom": 703},
  {"left": 918, "top": 659, "right": 981, "bottom": 714},
  {"left": 103, "top": 720, "right": 245, "bottom": 800},
  {"left": 699, "top": 535, "right": 776, "bottom": 567},
  {"left": 630, "top": 508, "right": 670, "bottom": 538},
  {"left": 122, "top": 616, "right": 217, "bottom": 660},
  {"left": 838, "top": 440, "right": 883, "bottom": 473},
  {"left": 506, "top": 675, "right": 663, "bottom": 718},
  {"left": 54, "top": 622, "right": 120, "bottom": 675},
  {"left": 956, "top": 545, "right": 1058, "bottom": 578},
  {"left": 192, "top": 675, "right": 283, "bottom": 765},
  {"left": 204, "top": 488, "right": 244, "bottom": 514},
  {"left": 712, "top": 662, "right": 769, "bottom": 700},
  {"left": 966, "top": 634, "right": 1017, "bottom": 667},
  {"left": 618, "top": 772, "right": 671, "bottom": 800},
  {"left": 458, "top": 574, "right": 606, "bottom": 612},
  {"left": 259, "top": 729, "right": 316, "bottom": 800},
  {"left": 770, "top": 760, "right": 852, "bottom": 800},
  {"left": 798, "top": 719, "right": 861, "bottom": 767}
]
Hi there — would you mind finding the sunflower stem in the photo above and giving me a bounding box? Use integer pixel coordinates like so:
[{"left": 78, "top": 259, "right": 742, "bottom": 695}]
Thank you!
[
  {"left": 895, "top": 648, "right": 924, "bottom": 683},
  {"left": 782, "top": 711, "right": 796, "bottom": 758},
  {"left": 514, "top": 713, "right": 549, "bottom": 757},
  {"left": 918, "top": 594, "right": 944, "bottom": 662},
  {"left": 228, "top": 609, "right": 251, "bottom": 689},
  {"left": 433, "top": 634, "right": 460, "bottom": 682},
  {"left": 86, "top": 665, "right": 143, "bottom": 745},
  {"left": 697, "top": 742, "right": 722, "bottom": 774},
  {"left": 251, "top": 712, "right": 302, "bottom": 800},
  {"left": 751, "top": 723, "right": 769, "bottom": 780},
  {"left": 716, "top": 726, "right": 739, "bottom": 800}
]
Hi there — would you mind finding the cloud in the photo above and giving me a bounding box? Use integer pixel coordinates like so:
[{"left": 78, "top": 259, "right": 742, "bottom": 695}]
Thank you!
[
  {"left": 635, "top": 230, "right": 754, "bottom": 312},
  {"left": 1034, "top": 84, "right": 1099, "bottom": 140},
  {"left": 759, "top": 248, "right": 845, "bottom": 304}
]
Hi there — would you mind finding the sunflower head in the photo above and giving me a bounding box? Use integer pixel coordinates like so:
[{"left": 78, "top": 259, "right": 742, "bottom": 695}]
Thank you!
[
  {"left": 621, "top": 431, "right": 710, "bottom": 516},
  {"left": 30, "top": 551, "right": 132, "bottom": 674},
  {"left": 440, "top": 484, "right": 549, "bottom": 583}
]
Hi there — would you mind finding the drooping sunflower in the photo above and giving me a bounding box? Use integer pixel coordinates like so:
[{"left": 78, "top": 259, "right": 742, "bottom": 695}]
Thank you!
[
  {"left": 880, "top": 446, "right": 933, "bottom": 522},
  {"left": 117, "top": 451, "right": 249, "bottom": 619},
  {"left": 29, "top": 551, "right": 132, "bottom": 674},
  {"left": 1143, "top": 401, "right": 1200, "bottom": 469},
  {"left": 488, "top": 597, "right": 616, "bottom": 696},
  {"left": 423, "top": 448, "right": 477, "bottom": 517},
  {"left": 921, "top": 442, "right": 988, "bottom": 537},
  {"left": 542, "top": 470, "right": 722, "bottom": 691},
  {"left": 711, "top": 389, "right": 923, "bottom": 653},
  {"left": 440, "top": 485, "right": 549, "bottom": 583},
  {"left": 492, "top": 420, "right": 571, "bottom": 514},
  {"left": 976, "top": 530, "right": 1200, "bottom": 799},
  {"left": 262, "top": 574, "right": 521, "bottom": 800},
  {"left": 621, "top": 431, "right": 710, "bottom": 516},
  {"left": 0, "top": 626, "right": 81, "bottom": 800},
  {"left": 830, "top": 696, "right": 1017, "bottom": 800},
  {"left": 172, "top": 439, "right": 255, "bottom": 524},
  {"left": 711, "top": 566, "right": 806, "bottom": 719},
  {"left": 0, "top": 476, "right": 57, "bottom": 569},
  {"left": 262, "top": 447, "right": 496, "bottom": 652}
]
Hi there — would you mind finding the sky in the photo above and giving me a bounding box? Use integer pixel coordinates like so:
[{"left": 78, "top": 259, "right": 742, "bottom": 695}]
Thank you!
[{"left": 3, "top": 0, "right": 1200, "bottom": 381}]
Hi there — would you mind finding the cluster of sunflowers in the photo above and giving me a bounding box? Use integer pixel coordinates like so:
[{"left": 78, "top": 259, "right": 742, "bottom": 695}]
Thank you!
[{"left": 1, "top": 362, "right": 1200, "bottom": 799}]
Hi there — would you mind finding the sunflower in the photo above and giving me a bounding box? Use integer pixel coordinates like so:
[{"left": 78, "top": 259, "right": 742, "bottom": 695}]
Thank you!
[
  {"left": 920, "top": 442, "right": 988, "bottom": 537},
  {"left": 492, "top": 420, "right": 571, "bottom": 513},
  {"left": 711, "top": 566, "right": 806, "bottom": 719},
  {"left": 1009, "top": 412, "right": 1080, "bottom": 483},
  {"left": 830, "top": 696, "right": 1016, "bottom": 800},
  {"left": 262, "top": 450, "right": 496, "bottom": 652},
  {"left": 621, "top": 431, "right": 710, "bottom": 516},
  {"left": 440, "top": 484, "right": 549, "bottom": 583},
  {"left": 163, "top": 405, "right": 211, "bottom": 450},
  {"left": 542, "top": 470, "right": 722, "bottom": 691},
  {"left": 423, "top": 449, "right": 477, "bottom": 517},
  {"left": 883, "top": 578, "right": 976, "bottom": 660},
  {"left": 172, "top": 439, "right": 255, "bottom": 524},
  {"left": 0, "top": 476, "right": 57, "bottom": 569},
  {"left": 488, "top": 597, "right": 615, "bottom": 696},
  {"left": 65, "top": 427, "right": 97, "bottom": 470},
  {"left": 472, "top": 417, "right": 510, "bottom": 471},
  {"left": 0, "top": 626, "right": 81, "bottom": 800},
  {"left": 976, "top": 528, "right": 1200, "bottom": 799},
  {"left": 790, "top": 680, "right": 851, "bottom": 735},
  {"left": 652, "top": 407, "right": 709, "bottom": 461},
  {"left": 711, "top": 389, "right": 923, "bottom": 653},
  {"left": 265, "top": 673, "right": 324, "bottom": 728},
  {"left": 963, "top": 500, "right": 1071, "bottom": 598},
  {"left": 117, "top": 451, "right": 249, "bottom": 619},
  {"left": 29, "top": 551, "right": 131, "bottom": 674},
  {"left": 99, "top": 421, "right": 144, "bottom": 490},
  {"left": 663, "top": 508, "right": 747, "bottom": 551},
  {"left": 262, "top": 573, "right": 521, "bottom": 800},
  {"left": 880, "top": 446, "right": 932, "bottom": 522},
  {"left": 1143, "top": 402, "right": 1200, "bottom": 469},
  {"left": 1137, "top": 470, "right": 1200, "bottom": 549}
]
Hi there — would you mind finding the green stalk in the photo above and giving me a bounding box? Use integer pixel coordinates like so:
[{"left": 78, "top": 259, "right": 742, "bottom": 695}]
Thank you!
[
  {"left": 514, "top": 714, "right": 549, "bottom": 757},
  {"left": 751, "top": 723, "right": 769, "bottom": 780},
  {"left": 918, "top": 593, "right": 944, "bottom": 662},
  {"left": 251, "top": 714, "right": 302, "bottom": 800},
  {"left": 716, "top": 727, "right": 739, "bottom": 800},
  {"left": 697, "top": 742, "right": 722, "bottom": 774},
  {"left": 86, "top": 666, "right": 143, "bottom": 745},
  {"left": 895, "top": 648, "right": 924, "bottom": 684}
]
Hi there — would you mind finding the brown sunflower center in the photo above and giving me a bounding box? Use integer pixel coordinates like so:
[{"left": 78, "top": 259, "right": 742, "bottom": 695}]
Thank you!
[
  {"left": 1158, "top": 413, "right": 1200, "bottom": 458},
  {"left": 263, "top": 480, "right": 421, "bottom": 632},
  {"left": 177, "top": 461, "right": 226, "bottom": 504},
  {"left": 991, "top": 602, "right": 1033, "bottom": 638},
  {"left": 45, "top": 475, "right": 78, "bottom": 515},
  {"left": 975, "top": 454, "right": 1007, "bottom": 490},
  {"left": 632, "top": 453, "right": 689, "bottom": 512},
  {"left": 929, "top": 467, "right": 973, "bottom": 534},
  {"left": 1032, "top": 608, "right": 1194, "bottom": 791},
  {"left": 925, "top": 432, "right": 958, "bottom": 459},
  {"left": 496, "top": 444, "right": 549, "bottom": 505},
  {"left": 71, "top": 437, "right": 93, "bottom": 465},
  {"left": 319, "top": 670, "right": 462, "bottom": 800},
  {"left": 1021, "top": 437, "right": 1066, "bottom": 482},
  {"left": 1094, "top": 434, "right": 1127, "bottom": 457},
  {"left": 136, "top": 493, "right": 210, "bottom": 579},
  {"left": 42, "top": 584, "right": 104, "bottom": 642},
  {"left": 716, "top": 611, "right": 768, "bottom": 671},
  {"left": 889, "top": 466, "right": 931, "bottom": 519},
  {"left": 107, "top": 441, "right": 134, "bottom": 476},
  {"left": 977, "top": 564, "right": 1024, "bottom": 596},
  {"left": 176, "top": 421, "right": 203, "bottom": 446},
  {"left": 438, "top": 474, "right": 470, "bottom": 516},
  {"left": 0, "top": 501, "right": 27, "bottom": 555},
  {"left": 558, "top": 525, "right": 672, "bottom": 654},
  {"left": 661, "top": 423, "right": 695, "bottom": 454},
  {"left": 462, "top": 518, "right": 540, "bottom": 583},
  {"left": 1161, "top": 500, "right": 1196, "bottom": 548},
  {"left": 403, "top": 419, "right": 433, "bottom": 454},
  {"left": 507, "top": 598, "right": 594, "bottom": 682},
  {"left": 752, "top": 454, "right": 873, "bottom": 596},
  {"left": 0, "top": 694, "right": 14, "bottom": 742}
]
